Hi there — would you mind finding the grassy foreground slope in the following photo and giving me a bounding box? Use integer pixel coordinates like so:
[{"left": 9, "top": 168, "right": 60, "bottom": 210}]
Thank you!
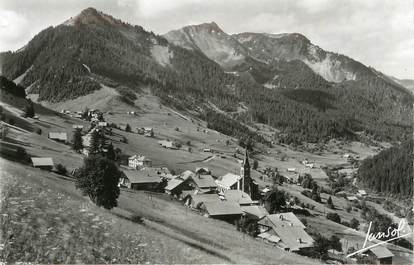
[{"left": 0, "top": 158, "right": 318, "bottom": 264}]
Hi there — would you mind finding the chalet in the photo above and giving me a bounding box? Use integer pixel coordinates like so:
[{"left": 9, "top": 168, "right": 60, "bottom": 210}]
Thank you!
[
  {"left": 164, "top": 178, "right": 191, "bottom": 196},
  {"left": 195, "top": 167, "right": 210, "bottom": 175},
  {"left": 357, "top": 189, "right": 367, "bottom": 197},
  {"left": 287, "top": 168, "right": 297, "bottom": 173},
  {"left": 258, "top": 213, "right": 313, "bottom": 252},
  {"left": 201, "top": 200, "right": 243, "bottom": 223},
  {"left": 187, "top": 174, "right": 217, "bottom": 193},
  {"left": 346, "top": 196, "right": 358, "bottom": 202},
  {"left": 48, "top": 132, "right": 68, "bottom": 143},
  {"left": 224, "top": 189, "right": 253, "bottom": 206},
  {"left": 72, "top": 125, "right": 84, "bottom": 130},
  {"left": 128, "top": 155, "right": 152, "bottom": 169},
  {"left": 241, "top": 205, "right": 269, "bottom": 220},
  {"left": 137, "top": 127, "right": 154, "bottom": 137},
  {"left": 31, "top": 157, "right": 54, "bottom": 170},
  {"left": 98, "top": 122, "right": 108, "bottom": 127},
  {"left": 215, "top": 173, "right": 242, "bottom": 193},
  {"left": 143, "top": 127, "right": 154, "bottom": 137},
  {"left": 186, "top": 193, "right": 221, "bottom": 208},
  {"left": 362, "top": 245, "right": 393, "bottom": 264},
  {"left": 121, "top": 170, "right": 162, "bottom": 191},
  {"left": 158, "top": 140, "right": 178, "bottom": 149},
  {"left": 180, "top": 170, "right": 195, "bottom": 180}
]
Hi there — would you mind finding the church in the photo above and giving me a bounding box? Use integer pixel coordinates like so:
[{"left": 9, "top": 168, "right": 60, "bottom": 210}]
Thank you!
[{"left": 216, "top": 149, "right": 259, "bottom": 199}]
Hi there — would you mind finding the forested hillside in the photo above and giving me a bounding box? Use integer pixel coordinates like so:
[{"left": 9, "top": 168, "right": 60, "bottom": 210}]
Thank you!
[
  {"left": 1, "top": 8, "right": 412, "bottom": 145},
  {"left": 358, "top": 140, "right": 413, "bottom": 197}
]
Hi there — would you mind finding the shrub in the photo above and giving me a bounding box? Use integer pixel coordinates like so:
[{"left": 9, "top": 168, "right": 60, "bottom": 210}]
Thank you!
[
  {"left": 125, "top": 124, "right": 131, "bottom": 132},
  {"left": 326, "top": 212, "right": 341, "bottom": 223},
  {"left": 350, "top": 217, "right": 360, "bottom": 230},
  {"left": 8, "top": 118, "right": 15, "bottom": 125},
  {"left": 35, "top": 128, "right": 42, "bottom": 135},
  {"left": 16, "top": 147, "right": 29, "bottom": 163},
  {"left": 253, "top": 159, "right": 259, "bottom": 170},
  {"left": 56, "top": 163, "right": 67, "bottom": 175}
]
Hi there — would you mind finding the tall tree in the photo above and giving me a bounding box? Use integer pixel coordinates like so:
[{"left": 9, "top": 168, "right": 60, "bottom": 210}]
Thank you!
[
  {"left": 72, "top": 128, "right": 83, "bottom": 152},
  {"left": 88, "top": 130, "right": 101, "bottom": 155},
  {"left": 75, "top": 156, "right": 121, "bottom": 209},
  {"left": 106, "top": 142, "right": 116, "bottom": 161}
]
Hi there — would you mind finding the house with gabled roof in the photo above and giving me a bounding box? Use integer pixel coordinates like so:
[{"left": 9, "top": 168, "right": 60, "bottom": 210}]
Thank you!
[
  {"left": 223, "top": 189, "right": 253, "bottom": 206},
  {"left": 31, "top": 157, "right": 54, "bottom": 170},
  {"left": 48, "top": 132, "right": 68, "bottom": 143},
  {"left": 258, "top": 212, "right": 313, "bottom": 252},
  {"left": 216, "top": 173, "right": 242, "bottom": 193},
  {"left": 201, "top": 200, "right": 243, "bottom": 223},
  {"left": 187, "top": 174, "right": 217, "bottom": 193},
  {"left": 241, "top": 205, "right": 269, "bottom": 220},
  {"left": 361, "top": 245, "right": 393, "bottom": 264},
  {"left": 128, "top": 154, "right": 152, "bottom": 169},
  {"left": 121, "top": 170, "right": 162, "bottom": 191}
]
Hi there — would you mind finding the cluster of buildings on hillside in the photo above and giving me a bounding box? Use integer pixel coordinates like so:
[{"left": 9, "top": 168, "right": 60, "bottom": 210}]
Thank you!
[{"left": 118, "top": 149, "right": 319, "bottom": 254}]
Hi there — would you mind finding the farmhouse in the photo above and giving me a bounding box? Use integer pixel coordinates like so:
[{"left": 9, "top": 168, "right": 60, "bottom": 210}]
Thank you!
[
  {"left": 158, "top": 140, "right": 178, "bottom": 149},
  {"left": 195, "top": 167, "right": 211, "bottom": 175},
  {"left": 48, "top": 132, "right": 67, "bottom": 143},
  {"left": 121, "top": 170, "right": 162, "bottom": 191},
  {"left": 164, "top": 178, "right": 191, "bottom": 196},
  {"left": 72, "top": 125, "right": 84, "bottom": 130},
  {"left": 201, "top": 201, "right": 243, "bottom": 223},
  {"left": 186, "top": 193, "right": 221, "bottom": 208},
  {"left": 187, "top": 174, "right": 217, "bottom": 193},
  {"left": 137, "top": 127, "right": 154, "bottom": 137},
  {"left": 258, "top": 213, "right": 313, "bottom": 252},
  {"left": 180, "top": 170, "right": 195, "bottom": 180},
  {"left": 31, "top": 157, "right": 54, "bottom": 170},
  {"left": 346, "top": 196, "right": 358, "bottom": 202},
  {"left": 128, "top": 155, "right": 152, "bottom": 169},
  {"left": 98, "top": 121, "right": 108, "bottom": 127},
  {"left": 357, "top": 190, "right": 367, "bottom": 197},
  {"left": 223, "top": 189, "right": 253, "bottom": 206},
  {"left": 241, "top": 205, "right": 269, "bottom": 220},
  {"left": 216, "top": 173, "right": 242, "bottom": 192},
  {"left": 361, "top": 245, "right": 393, "bottom": 264}
]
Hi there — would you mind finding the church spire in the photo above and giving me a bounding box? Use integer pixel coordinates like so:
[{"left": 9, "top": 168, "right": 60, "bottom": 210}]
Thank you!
[{"left": 243, "top": 148, "right": 250, "bottom": 167}]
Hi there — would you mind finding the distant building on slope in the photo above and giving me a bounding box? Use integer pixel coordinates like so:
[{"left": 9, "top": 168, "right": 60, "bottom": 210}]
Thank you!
[
  {"left": 128, "top": 155, "right": 152, "bottom": 169},
  {"left": 31, "top": 157, "right": 54, "bottom": 171},
  {"left": 48, "top": 132, "right": 68, "bottom": 143}
]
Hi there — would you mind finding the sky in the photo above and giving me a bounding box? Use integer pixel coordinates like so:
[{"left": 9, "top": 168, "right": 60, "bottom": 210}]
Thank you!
[{"left": 0, "top": 0, "right": 413, "bottom": 79}]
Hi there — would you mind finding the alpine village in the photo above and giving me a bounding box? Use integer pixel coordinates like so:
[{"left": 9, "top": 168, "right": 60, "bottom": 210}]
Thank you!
[{"left": 0, "top": 7, "right": 413, "bottom": 265}]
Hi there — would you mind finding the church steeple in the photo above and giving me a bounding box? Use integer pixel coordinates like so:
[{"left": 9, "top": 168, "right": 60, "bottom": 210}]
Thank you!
[{"left": 241, "top": 149, "right": 251, "bottom": 195}]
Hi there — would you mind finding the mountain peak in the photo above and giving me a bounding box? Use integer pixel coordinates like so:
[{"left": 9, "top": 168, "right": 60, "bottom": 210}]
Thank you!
[
  {"left": 188, "top": 21, "right": 225, "bottom": 34},
  {"left": 63, "top": 7, "right": 122, "bottom": 27}
]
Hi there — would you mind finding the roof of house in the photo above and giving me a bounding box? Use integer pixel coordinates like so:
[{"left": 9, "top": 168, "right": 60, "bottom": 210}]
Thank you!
[
  {"left": 72, "top": 125, "right": 84, "bottom": 129},
  {"left": 257, "top": 232, "right": 281, "bottom": 243},
  {"left": 48, "top": 132, "right": 67, "bottom": 141},
  {"left": 224, "top": 189, "right": 253, "bottom": 205},
  {"left": 365, "top": 245, "right": 394, "bottom": 259},
  {"left": 358, "top": 190, "right": 367, "bottom": 195},
  {"left": 129, "top": 155, "right": 151, "bottom": 162},
  {"left": 165, "top": 178, "right": 184, "bottom": 191},
  {"left": 216, "top": 173, "right": 241, "bottom": 188},
  {"left": 258, "top": 212, "right": 306, "bottom": 229},
  {"left": 347, "top": 196, "right": 358, "bottom": 201},
  {"left": 203, "top": 201, "right": 243, "bottom": 216},
  {"left": 191, "top": 193, "right": 220, "bottom": 207},
  {"left": 180, "top": 170, "right": 194, "bottom": 180},
  {"left": 190, "top": 174, "right": 217, "bottom": 189},
  {"left": 122, "top": 170, "right": 162, "bottom": 184},
  {"left": 31, "top": 157, "right": 54, "bottom": 167},
  {"left": 273, "top": 226, "right": 314, "bottom": 251},
  {"left": 195, "top": 167, "right": 210, "bottom": 174},
  {"left": 241, "top": 205, "right": 269, "bottom": 219}
]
